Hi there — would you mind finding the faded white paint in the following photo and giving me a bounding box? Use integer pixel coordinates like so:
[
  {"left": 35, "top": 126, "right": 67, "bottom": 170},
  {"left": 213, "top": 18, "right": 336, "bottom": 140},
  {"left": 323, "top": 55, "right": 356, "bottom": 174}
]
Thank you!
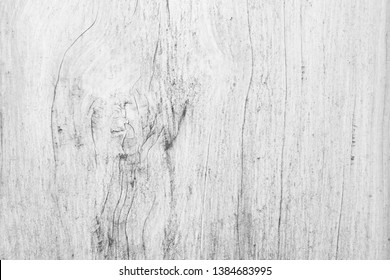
[{"left": 0, "top": 0, "right": 389, "bottom": 259}]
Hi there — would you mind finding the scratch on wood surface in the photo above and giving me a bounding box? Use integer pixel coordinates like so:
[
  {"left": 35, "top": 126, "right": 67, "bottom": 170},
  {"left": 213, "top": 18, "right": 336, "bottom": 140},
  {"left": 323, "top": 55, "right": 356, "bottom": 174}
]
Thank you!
[
  {"left": 277, "top": 0, "right": 289, "bottom": 259},
  {"left": 237, "top": 0, "right": 254, "bottom": 259},
  {"left": 200, "top": 130, "right": 212, "bottom": 257},
  {"left": 335, "top": 166, "right": 345, "bottom": 259},
  {"left": 51, "top": 15, "right": 98, "bottom": 178}
]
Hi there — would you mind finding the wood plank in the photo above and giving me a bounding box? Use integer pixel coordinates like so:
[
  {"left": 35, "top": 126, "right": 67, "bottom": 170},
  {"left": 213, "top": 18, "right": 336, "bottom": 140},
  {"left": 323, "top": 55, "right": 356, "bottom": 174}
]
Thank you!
[{"left": 0, "top": 0, "right": 389, "bottom": 259}]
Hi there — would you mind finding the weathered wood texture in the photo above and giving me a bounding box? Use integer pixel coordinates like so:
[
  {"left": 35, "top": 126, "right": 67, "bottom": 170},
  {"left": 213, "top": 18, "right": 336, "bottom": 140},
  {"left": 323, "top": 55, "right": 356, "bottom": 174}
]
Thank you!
[{"left": 0, "top": 0, "right": 389, "bottom": 259}]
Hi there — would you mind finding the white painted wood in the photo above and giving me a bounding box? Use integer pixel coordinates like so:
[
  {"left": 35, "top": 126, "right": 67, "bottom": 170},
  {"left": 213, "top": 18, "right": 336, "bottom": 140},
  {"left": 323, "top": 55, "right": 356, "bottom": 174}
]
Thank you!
[{"left": 0, "top": 0, "right": 389, "bottom": 259}]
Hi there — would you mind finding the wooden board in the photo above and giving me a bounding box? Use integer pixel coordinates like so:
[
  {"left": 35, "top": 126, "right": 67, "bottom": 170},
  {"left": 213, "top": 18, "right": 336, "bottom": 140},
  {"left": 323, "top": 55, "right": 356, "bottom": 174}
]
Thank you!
[{"left": 0, "top": 0, "right": 389, "bottom": 259}]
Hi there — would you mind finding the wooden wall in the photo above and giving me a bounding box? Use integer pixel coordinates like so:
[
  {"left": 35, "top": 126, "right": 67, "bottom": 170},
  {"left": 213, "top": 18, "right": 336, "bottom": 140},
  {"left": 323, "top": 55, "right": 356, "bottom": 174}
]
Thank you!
[{"left": 1, "top": 0, "right": 389, "bottom": 259}]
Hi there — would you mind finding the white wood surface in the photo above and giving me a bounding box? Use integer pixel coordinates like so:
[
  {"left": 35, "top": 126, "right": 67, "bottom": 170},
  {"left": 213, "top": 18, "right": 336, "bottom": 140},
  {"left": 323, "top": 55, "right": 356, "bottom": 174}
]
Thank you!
[{"left": 0, "top": 0, "right": 389, "bottom": 259}]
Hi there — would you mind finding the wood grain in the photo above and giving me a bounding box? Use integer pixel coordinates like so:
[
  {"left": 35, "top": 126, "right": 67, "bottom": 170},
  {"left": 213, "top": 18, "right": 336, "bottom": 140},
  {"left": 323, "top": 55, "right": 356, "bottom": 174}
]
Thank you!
[{"left": 0, "top": 0, "right": 389, "bottom": 259}]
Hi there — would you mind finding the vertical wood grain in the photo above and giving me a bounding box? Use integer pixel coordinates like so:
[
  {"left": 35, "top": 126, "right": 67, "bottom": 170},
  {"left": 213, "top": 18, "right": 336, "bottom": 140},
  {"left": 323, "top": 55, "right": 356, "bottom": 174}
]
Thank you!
[{"left": 0, "top": 0, "right": 389, "bottom": 259}]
